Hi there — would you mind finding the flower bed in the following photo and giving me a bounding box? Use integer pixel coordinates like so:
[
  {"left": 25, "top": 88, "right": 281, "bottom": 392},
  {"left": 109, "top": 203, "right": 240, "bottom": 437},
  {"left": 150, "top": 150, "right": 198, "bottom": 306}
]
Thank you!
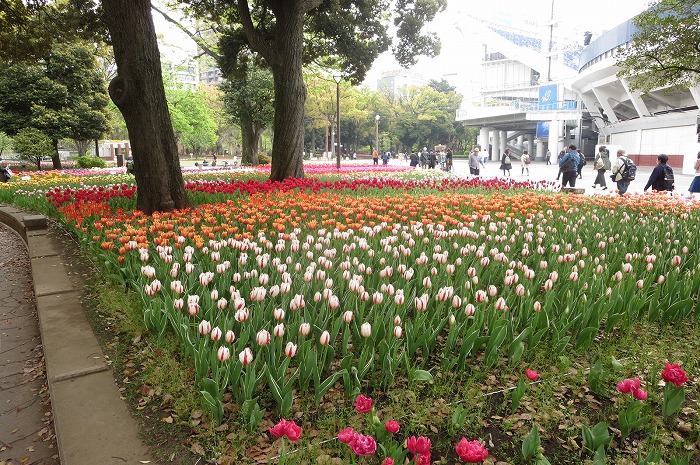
[{"left": 1, "top": 169, "right": 698, "bottom": 464}]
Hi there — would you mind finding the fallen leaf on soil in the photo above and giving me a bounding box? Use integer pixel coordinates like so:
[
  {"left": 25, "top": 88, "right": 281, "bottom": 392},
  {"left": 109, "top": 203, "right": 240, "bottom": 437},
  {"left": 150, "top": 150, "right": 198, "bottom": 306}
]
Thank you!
[
  {"left": 161, "top": 416, "right": 173, "bottom": 423},
  {"left": 190, "top": 443, "right": 205, "bottom": 456}
]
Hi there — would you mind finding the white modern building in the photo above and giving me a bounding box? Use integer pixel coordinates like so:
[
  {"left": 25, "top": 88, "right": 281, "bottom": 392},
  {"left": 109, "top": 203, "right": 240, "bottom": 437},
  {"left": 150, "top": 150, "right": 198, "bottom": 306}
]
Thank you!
[
  {"left": 457, "top": 9, "right": 700, "bottom": 171},
  {"left": 572, "top": 19, "right": 699, "bottom": 171}
]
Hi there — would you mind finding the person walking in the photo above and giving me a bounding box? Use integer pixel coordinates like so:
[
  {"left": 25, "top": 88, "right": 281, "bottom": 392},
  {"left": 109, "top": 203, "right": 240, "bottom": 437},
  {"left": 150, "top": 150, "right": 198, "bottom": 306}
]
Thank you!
[
  {"left": 559, "top": 144, "right": 580, "bottom": 187},
  {"left": 428, "top": 150, "right": 437, "bottom": 169},
  {"left": 381, "top": 150, "right": 389, "bottom": 165},
  {"left": 499, "top": 148, "right": 514, "bottom": 177},
  {"left": 445, "top": 148, "right": 453, "bottom": 171},
  {"left": 372, "top": 149, "right": 379, "bottom": 165},
  {"left": 545, "top": 149, "right": 552, "bottom": 165},
  {"left": 610, "top": 149, "right": 634, "bottom": 195},
  {"left": 576, "top": 150, "right": 586, "bottom": 179},
  {"left": 469, "top": 147, "right": 485, "bottom": 175},
  {"left": 409, "top": 150, "right": 419, "bottom": 167},
  {"left": 520, "top": 150, "right": 531, "bottom": 176},
  {"left": 555, "top": 149, "right": 565, "bottom": 180},
  {"left": 644, "top": 154, "right": 675, "bottom": 192},
  {"left": 687, "top": 151, "right": 700, "bottom": 199},
  {"left": 592, "top": 146, "right": 611, "bottom": 190}
]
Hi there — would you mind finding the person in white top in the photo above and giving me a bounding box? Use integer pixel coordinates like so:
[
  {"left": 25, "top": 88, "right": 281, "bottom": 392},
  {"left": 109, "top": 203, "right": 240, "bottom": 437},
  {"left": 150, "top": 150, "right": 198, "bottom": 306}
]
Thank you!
[
  {"left": 610, "top": 149, "right": 632, "bottom": 195},
  {"left": 520, "top": 150, "right": 531, "bottom": 176}
]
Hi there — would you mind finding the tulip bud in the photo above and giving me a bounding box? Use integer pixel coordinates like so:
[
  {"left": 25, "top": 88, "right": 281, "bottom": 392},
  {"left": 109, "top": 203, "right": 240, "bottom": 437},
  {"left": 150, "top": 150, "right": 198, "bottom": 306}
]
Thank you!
[
  {"left": 299, "top": 322, "right": 311, "bottom": 336},
  {"left": 393, "top": 325, "right": 403, "bottom": 338},
  {"left": 533, "top": 301, "right": 542, "bottom": 312},
  {"left": 256, "top": 329, "right": 271, "bottom": 346},
  {"left": 319, "top": 330, "right": 331, "bottom": 345},
  {"left": 217, "top": 346, "right": 230, "bottom": 362},
  {"left": 284, "top": 342, "right": 298, "bottom": 358},
  {"left": 657, "top": 274, "right": 665, "bottom": 284},
  {"left": 198, "top": 320, "right": 211, "bottom": 335},
  {"left": 343, "top": 310, "right": 354, "bottom": 323},
  {"left": 394, "top": 315, "right": 401, "bottom": 325},
  {"left": 464, "top": 303, "right": 476, "bottom": 316},
  {"left": 361, "top": 322, "right": 372, "bottom": 338},
  {"left": 448, "top": 314, "right": 456, "bottom": 325},
  {"left": 210, "top": 327, "right": 222, "bottom": 341},
  {"left": 273, "top": 323, "right": 285, "bottom": 338},
  {"left": 239, "top": 347, "right": 253, "bottom": 365},
  {"left": 225, "top": 330, "right": 235, "bottom": 344}
]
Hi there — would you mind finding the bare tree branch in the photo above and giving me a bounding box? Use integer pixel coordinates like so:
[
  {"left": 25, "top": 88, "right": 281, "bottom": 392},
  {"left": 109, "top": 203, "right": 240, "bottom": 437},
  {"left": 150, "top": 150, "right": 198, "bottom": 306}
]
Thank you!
[{"left": 151, "top": 3, "right": 220, "bottom": 61}]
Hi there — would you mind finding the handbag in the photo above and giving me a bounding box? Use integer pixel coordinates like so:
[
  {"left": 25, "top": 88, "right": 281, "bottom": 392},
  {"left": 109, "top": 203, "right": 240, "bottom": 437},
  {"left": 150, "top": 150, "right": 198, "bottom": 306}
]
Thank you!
[{"left": 594, "top": 158, "right": 604, "bottom": 170}]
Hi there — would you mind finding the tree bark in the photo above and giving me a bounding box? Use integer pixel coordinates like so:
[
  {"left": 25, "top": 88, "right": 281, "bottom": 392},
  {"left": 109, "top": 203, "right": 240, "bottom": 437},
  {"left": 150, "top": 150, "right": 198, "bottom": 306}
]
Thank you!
[
  {"left": 268, "top": 4, "right": 306, "bottom": 181},
  {"left": 240, "top": 112, "right": 260, "bottom": 166},
  {"left": 51, "top": 138, "right": 62, "bottom": 170},
  {"left": 75, "top": 139, "right": 90, "bottom": 157},
  {"left": 102, "top": 0, "right": 191, "bottom": 215}
]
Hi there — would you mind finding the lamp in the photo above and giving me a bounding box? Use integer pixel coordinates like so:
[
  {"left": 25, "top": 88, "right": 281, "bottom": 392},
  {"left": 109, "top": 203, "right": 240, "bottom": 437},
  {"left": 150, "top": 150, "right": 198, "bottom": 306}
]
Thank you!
[
  {"left": 375, "top": 114, "right": 380, "bottom": 156},
  {"left": 333, "top": 74, "right": 342, "bottom": 170}
]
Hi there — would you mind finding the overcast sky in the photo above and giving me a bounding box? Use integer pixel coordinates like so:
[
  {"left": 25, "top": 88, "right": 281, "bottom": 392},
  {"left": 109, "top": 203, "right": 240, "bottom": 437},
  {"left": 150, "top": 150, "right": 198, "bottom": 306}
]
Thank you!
[{"left": 362, "top": 0, "right": 651, "bottom": 90}]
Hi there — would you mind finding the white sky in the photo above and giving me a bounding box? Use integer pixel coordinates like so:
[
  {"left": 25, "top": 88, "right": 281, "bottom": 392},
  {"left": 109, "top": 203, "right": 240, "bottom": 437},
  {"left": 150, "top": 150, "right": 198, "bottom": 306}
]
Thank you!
[{"left": 362, "top": 0, "right": 651, "bottom": 91}]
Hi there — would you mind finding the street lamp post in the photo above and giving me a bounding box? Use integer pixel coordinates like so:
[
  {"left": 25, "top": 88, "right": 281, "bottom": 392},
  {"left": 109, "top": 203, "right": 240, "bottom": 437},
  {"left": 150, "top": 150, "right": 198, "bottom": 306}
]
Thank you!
[
  {"left": 375, "top": 114, "right": 380, "bottom": 156},
  {"left": 333, "top": 74, "right": 342, "bottom": 170}
]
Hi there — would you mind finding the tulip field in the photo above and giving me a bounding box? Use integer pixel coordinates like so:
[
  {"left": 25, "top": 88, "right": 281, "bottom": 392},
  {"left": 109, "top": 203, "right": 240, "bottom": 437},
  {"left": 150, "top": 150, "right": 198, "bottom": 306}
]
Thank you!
[{"left": 1, "top": 164, "right": 698, "bottom": 464}]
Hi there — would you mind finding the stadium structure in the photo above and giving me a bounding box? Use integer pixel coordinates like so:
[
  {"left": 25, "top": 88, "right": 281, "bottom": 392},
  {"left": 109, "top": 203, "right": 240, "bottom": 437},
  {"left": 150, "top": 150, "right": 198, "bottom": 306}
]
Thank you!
[{"left": 456, "top": 9, "right": 700, "bottom": 171}]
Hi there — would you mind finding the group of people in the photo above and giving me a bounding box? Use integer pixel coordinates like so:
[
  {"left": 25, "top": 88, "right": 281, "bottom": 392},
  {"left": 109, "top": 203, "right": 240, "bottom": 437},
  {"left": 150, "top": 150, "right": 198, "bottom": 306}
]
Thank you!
[
  {"left": 466, "top": 147, "right": 532, "bottom": 177},
  {"left": 556, "top": 144, "right": 700, "bottom": 197},
  {"left": 407, "top": 147, "right": 453, "bottom": 170}
]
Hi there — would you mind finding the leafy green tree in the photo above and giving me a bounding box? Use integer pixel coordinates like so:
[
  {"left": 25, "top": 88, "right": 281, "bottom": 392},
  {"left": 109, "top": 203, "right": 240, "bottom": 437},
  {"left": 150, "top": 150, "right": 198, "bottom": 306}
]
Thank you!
[
  {"left": 617, "top": 0, "right": 700, "bottom": 91},
  {"left": 221, "top": 62, "right": 275, "bottom": 165},
  {"left": 182, "top": 0, "right": 445, "bottom": 181},
  {"left": 12, "top": 128, "right": 53, "bottom": 169},
  {"left": 44, "top": 43, "right": 110, "bottom": 158},
  {"left": 0, "top": 131, "right": 12, "bottom": 157},
  {"left": 392, "top": 85, "right": 462, "bottom": 152},
  {"left": 165, "top": 81, "right": 218, "bottom": 157}
]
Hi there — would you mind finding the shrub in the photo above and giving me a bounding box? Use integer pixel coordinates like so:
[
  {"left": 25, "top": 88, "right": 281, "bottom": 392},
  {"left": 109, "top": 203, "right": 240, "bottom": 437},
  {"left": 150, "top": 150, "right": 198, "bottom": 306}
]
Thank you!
[
  {"left": 76, "top": 156, "right": 107, "bottom": 169},
  {"left": 258, "top": 151, "right": 271, "bottom": 165}
]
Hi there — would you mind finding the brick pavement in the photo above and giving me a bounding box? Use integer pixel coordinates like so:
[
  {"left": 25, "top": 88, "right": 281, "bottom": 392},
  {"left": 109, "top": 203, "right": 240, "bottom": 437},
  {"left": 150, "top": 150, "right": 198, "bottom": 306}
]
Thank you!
[{"left": 0, "top": 222, "right": 59, "bottom": 465}]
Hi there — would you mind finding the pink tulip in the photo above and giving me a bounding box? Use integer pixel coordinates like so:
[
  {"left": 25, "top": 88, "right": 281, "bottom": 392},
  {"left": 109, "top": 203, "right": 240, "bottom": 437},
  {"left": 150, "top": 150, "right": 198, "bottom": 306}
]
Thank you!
[
  {"left": 455, "top": 438, "right": 489, "bottom": 463},
  {"left": 525, "top": 369, "right": 539, "bottom": 381}
]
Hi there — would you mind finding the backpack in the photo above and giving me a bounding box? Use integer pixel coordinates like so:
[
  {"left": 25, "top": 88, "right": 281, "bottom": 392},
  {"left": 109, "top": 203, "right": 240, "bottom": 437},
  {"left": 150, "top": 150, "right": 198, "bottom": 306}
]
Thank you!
[
  {"left": 662, "top": 166, "right": 674, "bottom": 190},
  {"left": 560, "top": 155, "right": 576, "bottom": 173},
  {"left": 620, "top": 158, "right": 636, "bottom": 181}
]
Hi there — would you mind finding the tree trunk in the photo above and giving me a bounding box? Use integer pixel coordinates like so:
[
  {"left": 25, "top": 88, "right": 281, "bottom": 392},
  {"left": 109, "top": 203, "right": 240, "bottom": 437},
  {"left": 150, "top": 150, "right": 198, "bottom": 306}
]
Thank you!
[
  {"left": 240, "top": 112, "right": 260, "bottom": 166},
  {"left": 102, "top": 0, "right": 190, "bottom": 215},
  {"left": 75, "top": 139, "right": 91, "bottom": 157},
  {"left": 268, "top": 5, "right": 306, "bottom": 181},
  {"left": 51, "top": 138, "right": 62, "bottom": 170}
]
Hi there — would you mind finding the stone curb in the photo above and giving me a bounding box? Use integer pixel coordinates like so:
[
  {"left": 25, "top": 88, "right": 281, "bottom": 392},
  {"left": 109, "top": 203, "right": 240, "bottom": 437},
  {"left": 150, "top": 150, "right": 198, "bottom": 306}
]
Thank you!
[{"left": 0, "top": 205, "right": 157, "bottom": 465}]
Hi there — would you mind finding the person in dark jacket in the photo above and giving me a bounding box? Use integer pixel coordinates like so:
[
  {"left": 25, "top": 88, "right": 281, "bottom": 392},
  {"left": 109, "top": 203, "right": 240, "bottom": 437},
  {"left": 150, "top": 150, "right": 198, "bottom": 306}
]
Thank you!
[
  {"left": 559, "top": 144, "right": 581, "bottom": 188},
  {"left": 644, "top": 154, "right": 674, "bottom": 192}
]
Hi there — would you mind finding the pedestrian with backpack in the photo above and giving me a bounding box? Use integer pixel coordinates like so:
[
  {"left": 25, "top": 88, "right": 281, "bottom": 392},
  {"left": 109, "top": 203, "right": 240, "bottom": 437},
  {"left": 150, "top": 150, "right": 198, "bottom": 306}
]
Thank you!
[
  {"left": 643, "top": 154, "right": 674, "bottom": 192},
  {"left": 559, "top": 144, "right": 581, "bottom": 188},
  {"left": 592, "top": 146, "right": 611, "bottom": 190},
  {"left": 610, "top": 149, "right": 636, "bottom": 195},
  {"left": 686, "top": 151, "right": 700, "bottom": 199}
]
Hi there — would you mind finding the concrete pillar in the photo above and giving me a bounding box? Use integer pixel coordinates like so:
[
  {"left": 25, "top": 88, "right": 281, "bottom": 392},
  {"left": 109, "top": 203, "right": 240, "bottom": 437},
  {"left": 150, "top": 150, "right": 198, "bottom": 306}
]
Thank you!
[
  {"left": 527, "top": 134, "right": 535, "bottom": 154},
  {"left": 479, "top": 127, "right": 490, "bottom": 153},
  {"left": 492, "top": 130, "right": 500, "bottom": 162},
  {"left": 549, "top": 118, "right": 561, "bottom": 157},
  {"left": 517, "top": 135, "right": 524, "bottom": 151},
  {"left": 109, "top": 144, "right": 115, "bottom": 160},
  {"left": 499, "top": 130, "right": 508, "bottom": 161},
  {"left": 536, "top": 139, "right": 544, "bottom": 160}
]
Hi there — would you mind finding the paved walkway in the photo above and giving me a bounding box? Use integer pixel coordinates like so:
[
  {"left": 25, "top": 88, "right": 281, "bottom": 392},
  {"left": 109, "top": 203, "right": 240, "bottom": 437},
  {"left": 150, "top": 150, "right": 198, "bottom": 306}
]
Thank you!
[
  {"left": 0, "top": 223, "right": 59, "bottom": 465},
  {"left": 0, "top": 207, "right": 157, "bottom": 465}
]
